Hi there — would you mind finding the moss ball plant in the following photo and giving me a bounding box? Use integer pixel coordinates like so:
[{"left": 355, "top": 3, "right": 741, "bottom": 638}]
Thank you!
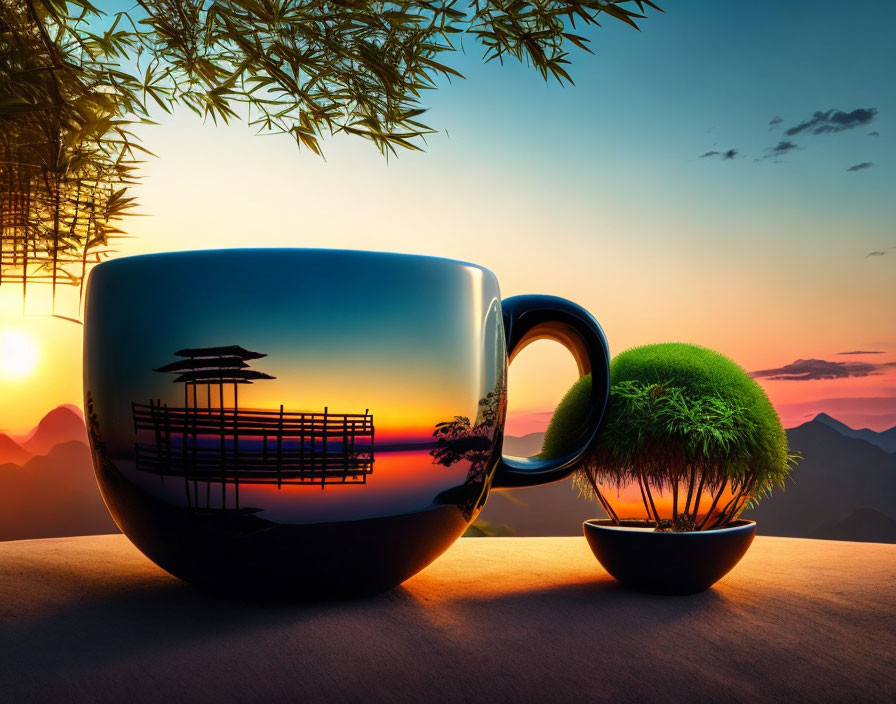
[{"left": 542, "top": 343, "right": 797, "bottom": 531}]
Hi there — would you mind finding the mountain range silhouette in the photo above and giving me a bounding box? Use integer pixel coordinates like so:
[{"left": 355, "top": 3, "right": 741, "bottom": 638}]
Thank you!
[
  {"left": 743, "top": 418, "right": 896, "bottom": 541},
  {"left": 811, "top": 412, "right": 896, "bottom": 453},
  {"left": 491, "top": 414, "right": 896, "bottom": 543},
  {"left": 1, "top": 407, "right": 894, "bottom": 543},
  {"left": 0, "top": 405, "right": 87, "bottom": 465},
  {"left": 0, "top": 440, "right": 116, "bottom": 541}
]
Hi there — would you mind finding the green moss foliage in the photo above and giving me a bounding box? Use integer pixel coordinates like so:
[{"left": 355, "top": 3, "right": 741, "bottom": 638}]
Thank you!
[
  {"left": 540, "top": 374, "right": 593, "bottom": 460},
  {"left": 543, "top": 343, "right": 797, "bottom": 511}
]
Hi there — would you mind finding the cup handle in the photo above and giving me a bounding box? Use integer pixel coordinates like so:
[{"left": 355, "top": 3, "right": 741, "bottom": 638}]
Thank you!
[{"left": 493, "top": 295, "right": 610, "bottom": 489}]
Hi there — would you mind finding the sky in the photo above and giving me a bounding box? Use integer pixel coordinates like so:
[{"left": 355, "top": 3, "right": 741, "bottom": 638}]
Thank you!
[{"left": 1, "top": 0, "right": 894, "bottom": 434}]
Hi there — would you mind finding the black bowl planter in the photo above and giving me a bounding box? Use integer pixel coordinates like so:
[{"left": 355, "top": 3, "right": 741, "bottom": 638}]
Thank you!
[{"left": 583, "top": 519, "right": 756, "bottom": 595}]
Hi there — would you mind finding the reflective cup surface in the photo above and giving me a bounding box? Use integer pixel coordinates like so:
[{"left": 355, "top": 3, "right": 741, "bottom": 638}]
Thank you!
[{"left": 84, "top": 249, "right": 609, "bottom": 597}]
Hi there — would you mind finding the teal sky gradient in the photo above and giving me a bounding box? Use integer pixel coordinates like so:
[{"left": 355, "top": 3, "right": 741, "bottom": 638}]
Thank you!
[{"left": 422, "top": 0, "right": 894, "bottom": 235}]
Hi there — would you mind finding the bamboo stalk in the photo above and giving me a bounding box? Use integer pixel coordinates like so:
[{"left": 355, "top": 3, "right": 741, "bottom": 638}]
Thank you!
[
  {"left": 683, "top": 465, "right": 697, "bottom": 516},
  {"left": 588, "top": 474, "right": 619, "bottom": 523},
  {"left": 711, "top": 479, "right": 745, "bottom": 528},
  {"left": 697, "top": 482, "right": 728, "bottom": 530},
  {"left": 690, "top": 472, "right": 707, "bottom": 523},
  {"left": 637, "top": 474, "right": 653, "bottom": 522},
  {"left": 672, "top": 473, "right": 679, "bottom": 523},
  {"left": 641, "top": 472, "right": 661, "bottom": 524}
]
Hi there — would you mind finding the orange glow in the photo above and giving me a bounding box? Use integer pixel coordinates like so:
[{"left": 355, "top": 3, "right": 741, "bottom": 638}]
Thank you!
[
  {"left": 0, "top": 329, "right": 38, "bottom": 380},
  {"left": 593, "top": 479, "right": 741, "bottom": 527},
  {"left": 144, "top": 448, "right": 473, "bottom": 524}
]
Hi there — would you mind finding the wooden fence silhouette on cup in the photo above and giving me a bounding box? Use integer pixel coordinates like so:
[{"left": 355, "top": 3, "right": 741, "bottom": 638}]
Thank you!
[{"left": 131, "top": 345, "right": 375, "bottom": 511}]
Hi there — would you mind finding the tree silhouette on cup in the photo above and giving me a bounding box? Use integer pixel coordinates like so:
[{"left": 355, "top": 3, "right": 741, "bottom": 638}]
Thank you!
[
  {"left": 542, "top": 343, "right": 798, "bottom": 532},
  {"left": 431, "top": 385, "right": 504, "bottom": 467},
  {"left": 430, "top": 385, "right": 505, "bottom": 520}
]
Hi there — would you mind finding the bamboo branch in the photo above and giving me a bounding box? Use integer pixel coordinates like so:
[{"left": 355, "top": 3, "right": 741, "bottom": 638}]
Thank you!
[{"left": 697, "top": 482, "right": 728, "bottom": 530}]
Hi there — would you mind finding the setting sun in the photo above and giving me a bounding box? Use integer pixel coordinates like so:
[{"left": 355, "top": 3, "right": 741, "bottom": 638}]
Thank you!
[{"left": 0, "top": 330, "right": 38, "bottom": 380}]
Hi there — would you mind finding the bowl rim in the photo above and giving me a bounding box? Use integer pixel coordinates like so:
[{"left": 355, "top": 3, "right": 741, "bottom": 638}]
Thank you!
[{"left": 583, "top": 518, "right": 756, "bottom": 535}]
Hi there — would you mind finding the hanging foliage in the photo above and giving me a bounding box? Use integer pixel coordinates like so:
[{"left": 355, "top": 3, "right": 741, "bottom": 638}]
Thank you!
[
  {"left": 1, "top": 1, "right": 147, "bottom": 314},
  {"left": 1, "top": 0, "right": 660, "bottom": 314}
]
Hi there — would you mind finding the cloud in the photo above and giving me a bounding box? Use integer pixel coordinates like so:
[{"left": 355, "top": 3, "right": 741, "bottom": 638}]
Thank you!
[
  {"left": 698, "top": 148, "right": 738, "bottom": 160},
  {"left": 869, "top": 131, "right": 880, "bottom": 137},
  {"left": 784, "top": 108, "right": 878, "bottom": 137},
  {"left": 847, "top": 162, "right": 874, "bottom": 172},
  {"left": 768, "top": 140, "right": 798, "bottom": 156},
  {"left": 837, "top": 350, "right": 886, "bottom": 355},
  {"left": 866, "top": 250, "right": 886, "bottom": 257},
  {"left": 769, "top": 116, "right": 783, "bottom": 129},
  {"left": 750, "top": 358, "right": 894, "bottom": 381}
]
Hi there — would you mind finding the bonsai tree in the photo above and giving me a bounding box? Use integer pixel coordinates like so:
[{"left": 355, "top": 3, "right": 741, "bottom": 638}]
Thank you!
[{"left": 542, "top": 343, "right": 798, "bottom": 531}]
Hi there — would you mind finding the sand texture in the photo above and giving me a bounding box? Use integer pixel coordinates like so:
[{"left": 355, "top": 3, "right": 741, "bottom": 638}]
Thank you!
[{"left": 1, "top": 534, "right": 894, "bottom": 702}]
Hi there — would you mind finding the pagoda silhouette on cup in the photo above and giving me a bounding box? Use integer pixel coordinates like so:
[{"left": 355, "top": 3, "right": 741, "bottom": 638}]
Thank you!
[{"left": 131, "top": 345, "right": 375, "bottom": 511}]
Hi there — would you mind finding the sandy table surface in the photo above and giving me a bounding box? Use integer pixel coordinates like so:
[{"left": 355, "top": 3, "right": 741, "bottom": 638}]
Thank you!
[{"left": 1, "top": 534, "right": 894, "bottom": 703}]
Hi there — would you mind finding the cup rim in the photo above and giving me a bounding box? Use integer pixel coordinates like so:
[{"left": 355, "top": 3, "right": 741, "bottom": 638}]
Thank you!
[{"left": 91, "top": 247, "right": 496, "bottom": 278}]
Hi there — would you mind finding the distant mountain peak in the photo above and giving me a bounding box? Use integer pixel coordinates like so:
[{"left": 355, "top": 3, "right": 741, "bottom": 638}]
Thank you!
[
  {"left": 813, "top": 413, "right": 853, "bottom": 430},
  {"left": 0, "top": 433, "right": 33, "bottom": 466},
  {"left": 502, "top": 432, "right": 546, "bottom": 458},
  {"left": 19, "top": 405, "right": 88, "bottom": 456},
  {"left": 813, "top": 507, "right": 896, "bottom": 544},
  {"left": 59, "top": 403, "right": 84, "bottom": 421},
  {"left": 808, "top": 412, "right": 896, "bottom": 454}
]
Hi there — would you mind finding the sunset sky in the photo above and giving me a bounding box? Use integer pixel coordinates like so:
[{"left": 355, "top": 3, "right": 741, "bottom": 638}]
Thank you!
[{"left": 1, "top": 0, "right": 894, "bottom": 435}]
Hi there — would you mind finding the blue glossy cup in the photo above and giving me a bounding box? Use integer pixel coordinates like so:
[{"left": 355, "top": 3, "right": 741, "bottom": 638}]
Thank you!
[{"left": 84, "top": 249, "right": 609, "bottom": 597}]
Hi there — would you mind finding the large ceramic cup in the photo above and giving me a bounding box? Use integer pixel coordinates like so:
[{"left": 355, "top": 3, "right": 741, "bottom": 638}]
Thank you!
[{"left": 84, "top": 249, "right": 609, "bottom": 597}]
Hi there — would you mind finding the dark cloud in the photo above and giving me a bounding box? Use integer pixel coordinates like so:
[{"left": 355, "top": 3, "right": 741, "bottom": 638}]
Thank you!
[
  {"left": 769, "top": 116, "right": 783, "bottom": 129},
  {"left": 869, "top": 131, "right": 880, "bottom": 137},
  {"left": 866, "top": 250, "right": 886, "bottom": 257},
  {"left": 848, "top": 162, "right": 874, "bottom": 172},
  {"left": 784, "top": 108, "right": 878, "bottom": 137},
  {"left": 750, "top": 358, "right": 892, "bottom": 381},
  {"left": 837, "top": 351, "right": 886, "bottom": 355},
  {"left": 698, "top": 149, "right": 738, "bottom": 161},
  {"left": 769, "top": 140, "right": 798, "bottom": 156}
]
